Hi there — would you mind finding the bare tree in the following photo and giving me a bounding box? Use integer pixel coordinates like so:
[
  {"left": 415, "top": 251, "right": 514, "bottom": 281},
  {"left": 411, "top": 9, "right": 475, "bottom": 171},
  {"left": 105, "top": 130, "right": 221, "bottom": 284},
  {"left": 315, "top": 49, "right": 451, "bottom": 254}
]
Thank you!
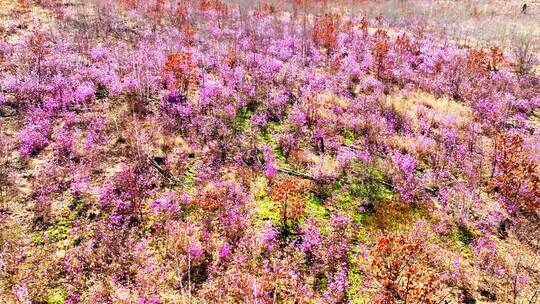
[{"left": 511, "top": 33, "right": 539, "bottom": 75}]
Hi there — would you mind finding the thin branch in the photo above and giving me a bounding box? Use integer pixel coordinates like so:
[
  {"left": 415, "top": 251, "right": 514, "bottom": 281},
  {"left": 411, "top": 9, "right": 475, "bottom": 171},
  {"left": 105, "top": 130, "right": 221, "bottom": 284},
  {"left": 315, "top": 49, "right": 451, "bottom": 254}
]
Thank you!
[{"left": 146, "top": 154, "right": 183, "bottom": 185}]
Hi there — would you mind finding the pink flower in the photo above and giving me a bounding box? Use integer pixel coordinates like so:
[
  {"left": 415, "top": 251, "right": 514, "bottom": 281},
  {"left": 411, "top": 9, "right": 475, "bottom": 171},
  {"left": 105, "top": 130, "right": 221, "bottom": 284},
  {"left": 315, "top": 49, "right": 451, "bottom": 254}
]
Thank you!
[
  {"left": 218, "top": 244, "right": 231, "bottom": 259},
  {"left": 74, "top": 83, "right": 95, "bottom": 103},
  {"left": 265, "top": 162, "right": 276, "bottom": 177},
  {"left": 189, "top": 246, "right": 203, "bottom": 259}
]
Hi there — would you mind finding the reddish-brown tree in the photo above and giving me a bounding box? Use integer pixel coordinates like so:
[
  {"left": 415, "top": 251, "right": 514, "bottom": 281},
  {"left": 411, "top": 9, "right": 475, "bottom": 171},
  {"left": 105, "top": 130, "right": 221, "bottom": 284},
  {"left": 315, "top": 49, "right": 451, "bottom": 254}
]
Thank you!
[
  {"left": 312, "top": 14, "right": 340, "bottom": 50},
  {"left": 164, "top": 52, "right": 198, "bottom": 94},
  {"left": 270, "top": 177, "right": 309, "bottom": 229},
  {"left": 491, "top": 134, "right": 540, "bottom": 213},
  {"left": 359, "top": 231, "right": 444, "bottom": 304}
]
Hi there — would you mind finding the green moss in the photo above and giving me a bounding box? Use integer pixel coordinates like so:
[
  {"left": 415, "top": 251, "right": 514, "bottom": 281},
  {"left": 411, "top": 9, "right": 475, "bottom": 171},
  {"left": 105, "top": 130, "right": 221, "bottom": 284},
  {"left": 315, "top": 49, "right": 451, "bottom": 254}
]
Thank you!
[
  {"left": 233, "top": 108, "right": 253, "bottom": 132},
  {"left": 47, "top": 217, "right": 70, "bottom": 241},
  {"left": 335, "top": 165, "right": 393, "bottom": 205},
  {"left": 456, "top": 224, "right": 476, "bottom": 245},
  {"left": 416, "top": 161, "right": 430, "bottom": 173},
  {"left": 252, "top": 176, "right": 280, "bottom": 226},
  {"left": 331, "top": 165, "right": 394, "bottom": 226},
  {"left": 183, "top": 159, "right": 198, "bottom": 188},
  {"left": 32, "top": 231, "right": 45, "bottom": 245},
  {"left": 314, "top": 273, "right": 328, "bottom": 292},
  {"left": 448, "top": 224, "right": 478, "bottom": 259},
  {"left": 347, "top": 267, "right": 367, "bottom": 304},
  {"left": 459, "top": 245, "right": 474, "bottom": 259},
  {"left": 70, "top": 195, "right": 89, "bottom": 219},
  {"left": 256, "top": 196, "right": 280, "bottom": 225},
  {"left": 259, "top": 123, "right": 288, "bottom": 165},
  {"left": 343, "top": 130, "right": 357, "bottom": 146},
  {"left": 305, "top": 193, "right": 329, "bottom": 221},
  {"left": 47, "top": 288, "right": 67, "bottom": 304},
  {"left": 332, "top": 185, "right": 365, "bottom": 225},
  {"left": 301, "top": 193, "right": 332, "bottom": 235}
]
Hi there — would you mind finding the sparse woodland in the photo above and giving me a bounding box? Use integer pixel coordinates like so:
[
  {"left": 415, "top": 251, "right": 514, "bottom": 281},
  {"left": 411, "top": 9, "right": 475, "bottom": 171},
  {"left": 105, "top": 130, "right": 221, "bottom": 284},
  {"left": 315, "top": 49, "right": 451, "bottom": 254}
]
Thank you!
[{"left": 0, "top": 0, "right": 539, "bottom": 303}]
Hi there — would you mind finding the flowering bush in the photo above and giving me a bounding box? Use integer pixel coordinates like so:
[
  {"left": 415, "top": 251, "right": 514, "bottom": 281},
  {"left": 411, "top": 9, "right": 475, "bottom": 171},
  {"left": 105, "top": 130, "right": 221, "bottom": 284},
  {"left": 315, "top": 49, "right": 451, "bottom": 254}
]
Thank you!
[{"left": 0, "top": 0, "right": 539, "bottom": 303}]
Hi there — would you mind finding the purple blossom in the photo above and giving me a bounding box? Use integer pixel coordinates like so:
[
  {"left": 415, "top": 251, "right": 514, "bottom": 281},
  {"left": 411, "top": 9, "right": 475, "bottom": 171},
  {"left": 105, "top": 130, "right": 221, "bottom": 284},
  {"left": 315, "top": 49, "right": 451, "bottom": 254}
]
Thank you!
[
  {"left": 74, "top": 82, "right": 95, "bottom": 103},
  {"left": 323, "top": 267, "right": 349, "bottom": 303},
  {"left": 262, "top": 224, "right": 279, "bottom": 251},
  {"left": 150, "top": 190, "right": 179, "bottom": 215},
  {"left": 0, "top": 4, "right": 538, "bottom": 302},
  {"left": 189, "top": 246, "right": 203, "bottom": 259},
  {"left": 218, "top": 244, "right": 232, "bottom": 259}
]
